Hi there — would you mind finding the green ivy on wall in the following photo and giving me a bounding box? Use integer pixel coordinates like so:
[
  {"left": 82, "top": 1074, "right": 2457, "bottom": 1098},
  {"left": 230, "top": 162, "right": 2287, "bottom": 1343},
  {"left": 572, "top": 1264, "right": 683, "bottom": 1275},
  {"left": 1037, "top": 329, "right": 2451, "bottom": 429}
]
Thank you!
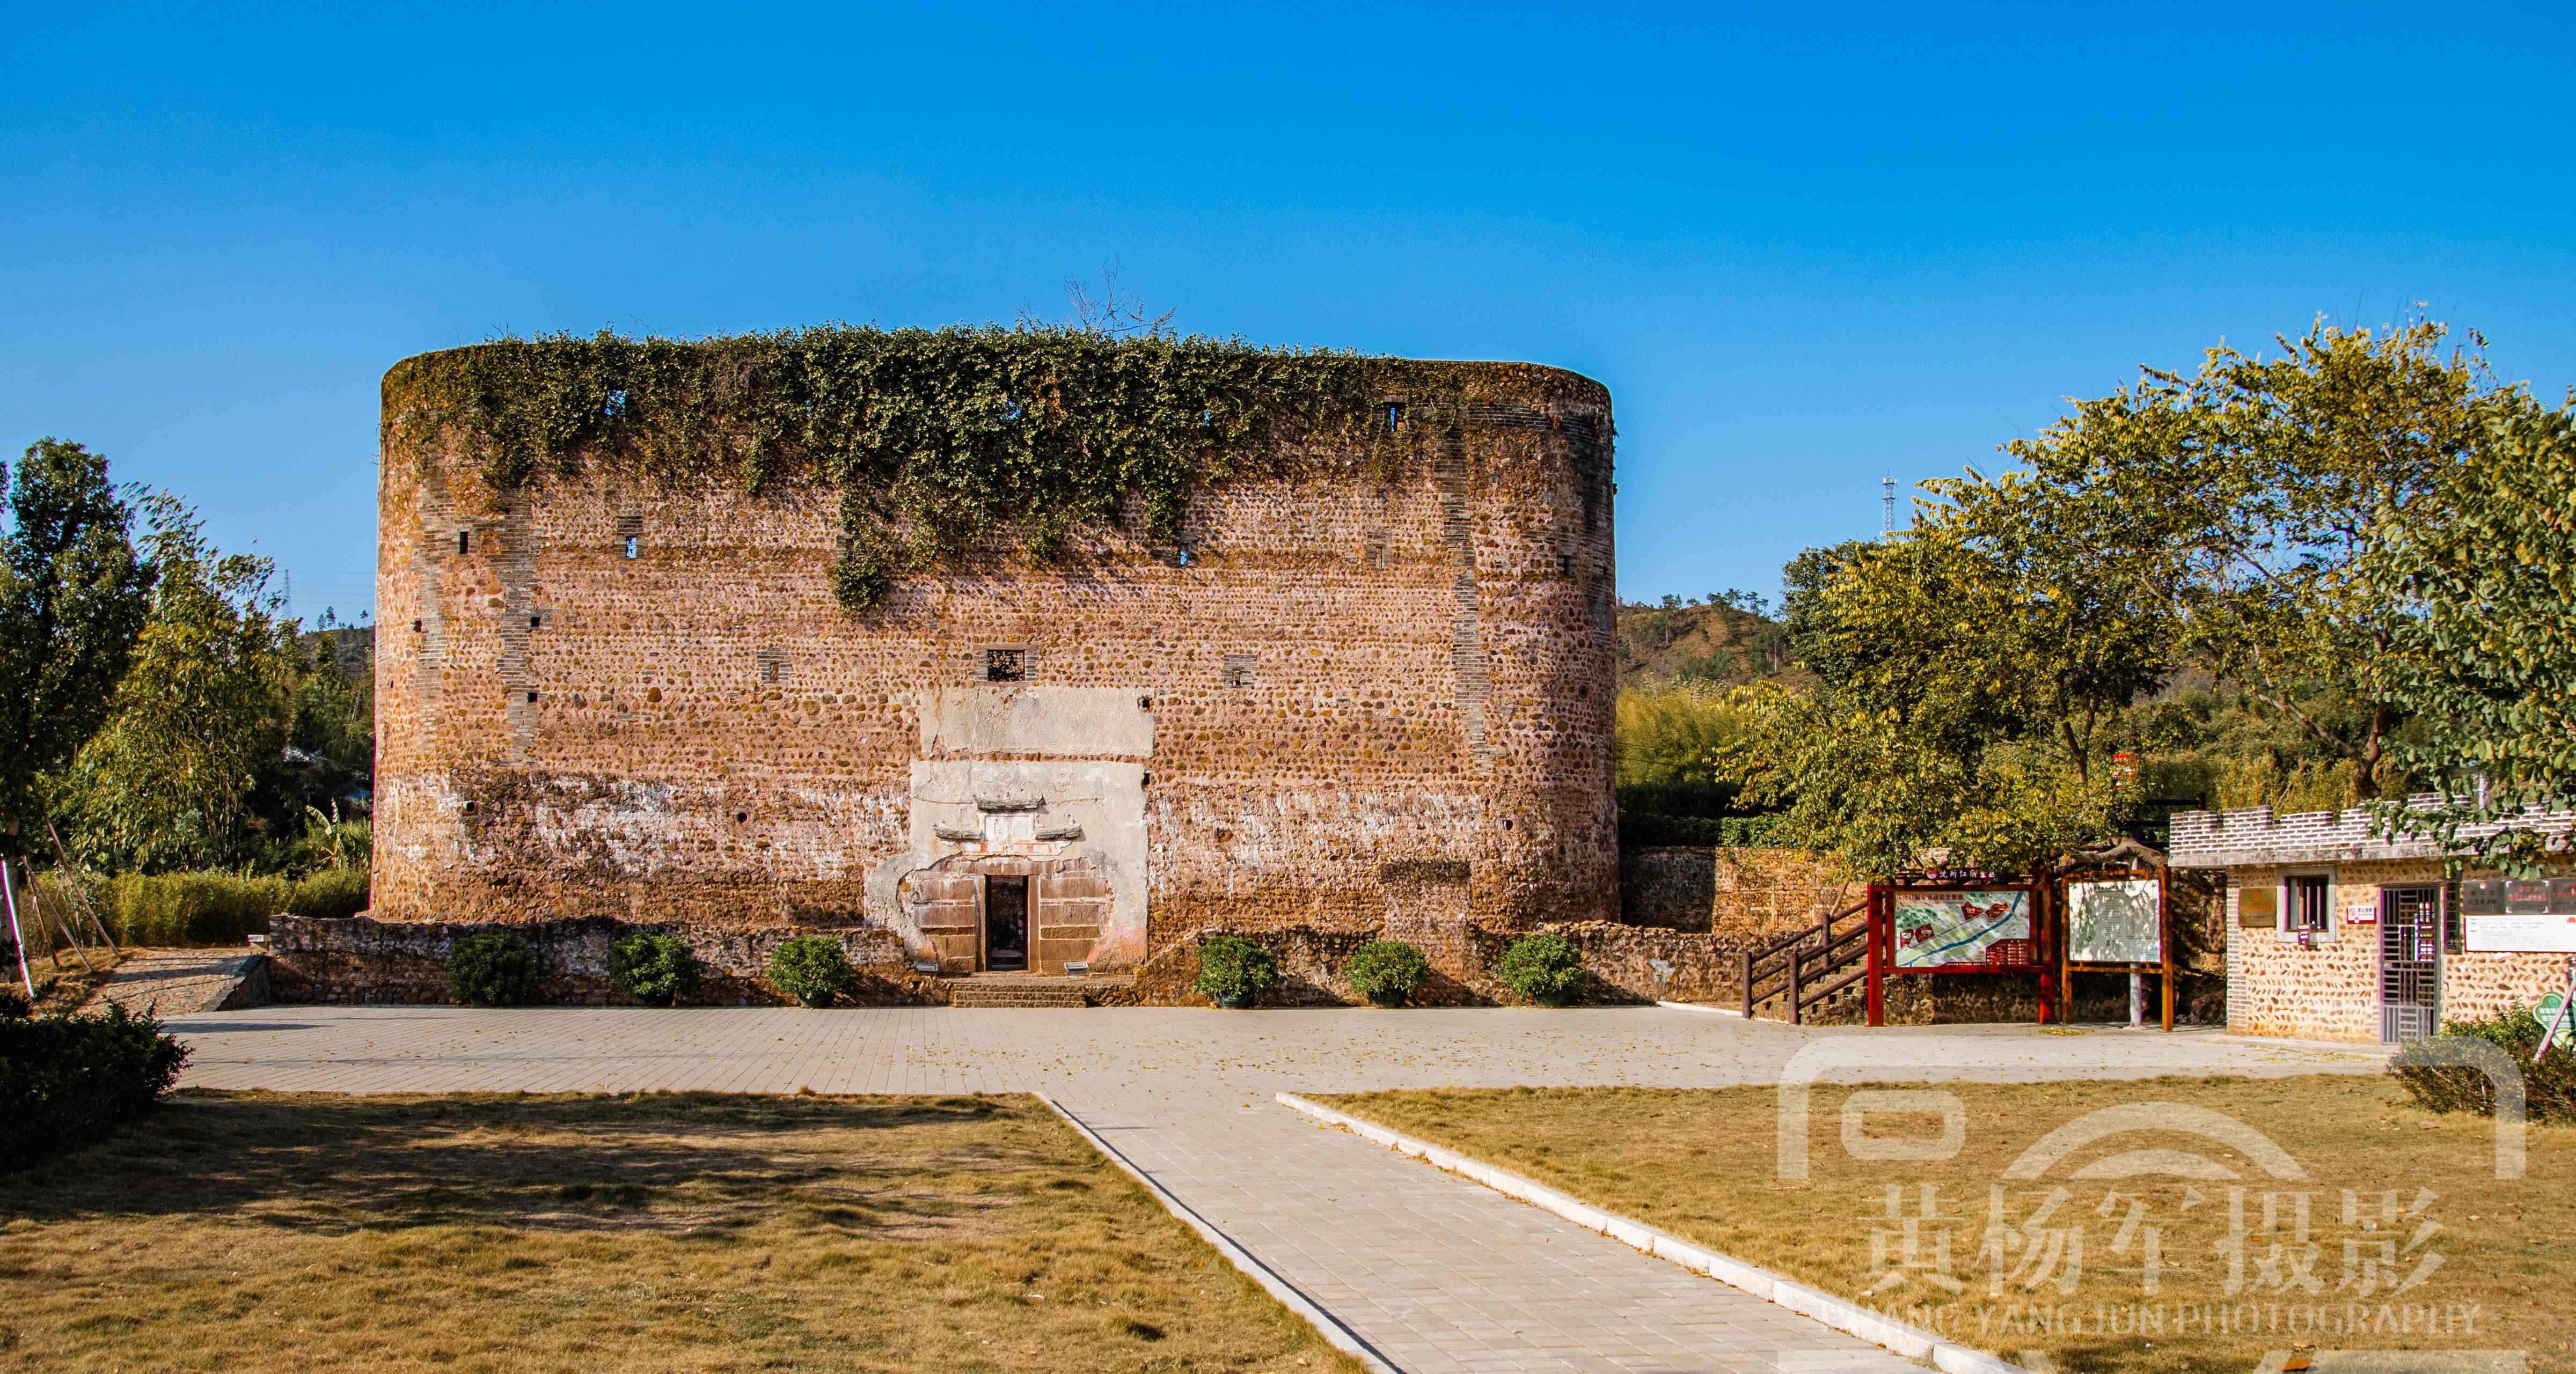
[{"left": 387, "top": 326, "right": 1421, "bottom": 612}]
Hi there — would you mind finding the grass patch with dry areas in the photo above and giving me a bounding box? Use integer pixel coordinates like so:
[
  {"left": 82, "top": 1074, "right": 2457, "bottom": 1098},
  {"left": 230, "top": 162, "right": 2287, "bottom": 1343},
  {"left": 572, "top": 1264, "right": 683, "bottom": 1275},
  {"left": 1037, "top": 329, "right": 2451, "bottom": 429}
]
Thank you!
[
  {"left": 1323, "top": 1075, "right": 2576, "bottom": 1374},
  {"left": 0, "top": 1091, "right": 1358, "bottom": 1373}
]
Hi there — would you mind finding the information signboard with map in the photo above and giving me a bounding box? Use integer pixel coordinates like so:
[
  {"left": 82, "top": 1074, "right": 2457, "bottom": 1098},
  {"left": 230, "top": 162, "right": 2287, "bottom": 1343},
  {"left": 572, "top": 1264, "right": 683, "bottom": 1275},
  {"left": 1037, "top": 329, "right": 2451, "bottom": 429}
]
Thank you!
[{"left": 1890, "top": 889, "right": 2032, "bottom": 970}]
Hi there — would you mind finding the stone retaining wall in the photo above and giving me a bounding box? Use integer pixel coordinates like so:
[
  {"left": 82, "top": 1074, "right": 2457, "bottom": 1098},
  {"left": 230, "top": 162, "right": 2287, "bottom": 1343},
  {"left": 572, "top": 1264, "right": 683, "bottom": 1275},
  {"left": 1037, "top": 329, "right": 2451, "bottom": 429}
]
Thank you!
[
  {"left": 1618, "top": 846, "right": 1861, "bottom": 939},
  {"left": 267, "top": 914, "right": 940, "bottom": 1006},
  {"left": 1130, "top": 918, "right": 1766, "bottom": 1007}
]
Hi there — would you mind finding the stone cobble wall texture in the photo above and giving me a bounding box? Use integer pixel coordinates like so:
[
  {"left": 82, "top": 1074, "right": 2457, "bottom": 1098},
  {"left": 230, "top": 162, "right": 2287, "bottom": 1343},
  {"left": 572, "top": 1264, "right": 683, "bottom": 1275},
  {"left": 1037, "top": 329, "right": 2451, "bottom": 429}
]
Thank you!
[
  {"left": 268, "top": 914, "right": 936, "bottom": 1006},
  {"left": 375, "top": 348, "right": 1617, "bottom": 977},
  {"left": 1617, "top": 846, "right": 1862, "bottom": 937},
  {"left": 2218, "top": 859, "right": 2569, "bottom": 1042},
  {"left": 1129, "top": 918, "right": 1777, "bottom": 1008}
]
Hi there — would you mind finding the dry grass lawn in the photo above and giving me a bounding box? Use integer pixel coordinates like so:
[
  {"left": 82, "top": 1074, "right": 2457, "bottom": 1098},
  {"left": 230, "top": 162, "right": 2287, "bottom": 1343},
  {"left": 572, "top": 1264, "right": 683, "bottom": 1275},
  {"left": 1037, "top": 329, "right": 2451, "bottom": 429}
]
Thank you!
[
  {"left": 0, "top": 1091, "right": 1359, "bottom": 1373},
  {"left": 1326, "top": 1075, "right": 2576, "bottom": 1374}
]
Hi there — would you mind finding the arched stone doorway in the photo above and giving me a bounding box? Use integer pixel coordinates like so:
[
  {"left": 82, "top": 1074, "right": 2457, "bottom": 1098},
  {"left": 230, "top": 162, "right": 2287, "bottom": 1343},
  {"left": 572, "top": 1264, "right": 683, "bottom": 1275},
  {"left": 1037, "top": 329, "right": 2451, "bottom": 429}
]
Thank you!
[{"left": 898, "top": 853, "right": 1111, "bottom": 975}]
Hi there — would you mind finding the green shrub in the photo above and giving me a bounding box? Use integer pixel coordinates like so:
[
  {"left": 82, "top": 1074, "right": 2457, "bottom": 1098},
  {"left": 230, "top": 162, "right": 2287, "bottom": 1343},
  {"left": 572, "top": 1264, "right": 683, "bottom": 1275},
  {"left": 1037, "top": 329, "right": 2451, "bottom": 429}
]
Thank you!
[
  {"left": 59, "top": 868, "right": 371, "bottom": 947},
  {"left": 769, "top": 936, "right": 854, "bottom": 1009},
  {"left": 1192, "top": 935, "right": 1278, "bottom": 1006},
  {"left": 2391, "top": 1010, "right": 2576, "bottom": 1123},
  {"left": 1497, "top": 932, "right": 1585, "bottom": 1005},
  {"left": 1344, "top": 940, "right": 1428, "bottom": 1005},
  {"left": 448, "top": 931, "right": 540, "bottom": 1007},
  {"left": 286, "top": 866, "right": 371, "bottom": 919},
  {"left": 609, "top": 934, "right": 700, "bottom": 1008},
  {"left": 0, "top": 1000, "right": 188, "bottom": 1171}
]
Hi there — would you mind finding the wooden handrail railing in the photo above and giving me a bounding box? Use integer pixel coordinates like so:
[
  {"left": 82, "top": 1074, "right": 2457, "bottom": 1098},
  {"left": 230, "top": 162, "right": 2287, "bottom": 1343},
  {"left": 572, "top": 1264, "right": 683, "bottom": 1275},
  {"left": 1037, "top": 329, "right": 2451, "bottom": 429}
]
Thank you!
[{"left": 1740, "top": 899, "right": 1870, "bottom": 1024}]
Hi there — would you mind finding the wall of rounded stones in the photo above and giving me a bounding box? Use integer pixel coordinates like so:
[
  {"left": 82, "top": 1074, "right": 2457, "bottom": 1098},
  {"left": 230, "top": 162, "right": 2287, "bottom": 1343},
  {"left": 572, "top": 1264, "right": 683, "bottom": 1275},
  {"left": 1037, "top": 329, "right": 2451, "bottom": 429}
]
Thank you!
[
  {"left": 267, "top": 914, "right": 934, "bottom": 1006},
  {"left": 375, "top": 353, "right": 1619, "bottom": 971},
  {"left": 1126, "top": 919, "right": 1782, "bottom": 1008},
  {"left": 1618, "top": 846, "right": 1864, "bottom": 937}
]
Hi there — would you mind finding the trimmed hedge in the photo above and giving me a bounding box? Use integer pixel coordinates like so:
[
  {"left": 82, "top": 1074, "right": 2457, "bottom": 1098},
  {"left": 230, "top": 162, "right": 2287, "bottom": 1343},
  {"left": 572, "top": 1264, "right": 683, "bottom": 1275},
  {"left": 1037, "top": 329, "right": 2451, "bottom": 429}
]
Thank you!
[
  {"left": 1497, "top": 932, "right": 1585, "bottom": 1005},
  {"left": 609, "top": 934, "right": 700, "bottom": 1007},
  {"left": 1192, "top": 935, "right": 1279, "bottom": 1006},
  {"left": 48, "top": 868, "right": 370, "bottom": 947},
  {"left": 770, "top": 936, "right": 855, "bottom": 1009},
  {"left": 0, "top": 1000, "right": 189, "bottom": 1171},
  {"left": 448, "top": 931, "right": 539, "bottom": 1007},
  {"left": 2391, "top": 1010, "right": 2576, "bottom": 1123},
  {"left": 1344, "top": 940, "right": 1428, "bottom": 1005},
  {"left": 1615, "top": 812, "right": 1784, "bottom": 849}
]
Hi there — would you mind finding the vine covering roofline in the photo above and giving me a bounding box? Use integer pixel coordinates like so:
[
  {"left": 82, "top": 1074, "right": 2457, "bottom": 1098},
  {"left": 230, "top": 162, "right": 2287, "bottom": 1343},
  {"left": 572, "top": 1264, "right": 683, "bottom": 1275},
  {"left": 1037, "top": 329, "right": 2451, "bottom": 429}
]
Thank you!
[{"left": 386, "top": 326, "right": 1505, "bottom": 612}]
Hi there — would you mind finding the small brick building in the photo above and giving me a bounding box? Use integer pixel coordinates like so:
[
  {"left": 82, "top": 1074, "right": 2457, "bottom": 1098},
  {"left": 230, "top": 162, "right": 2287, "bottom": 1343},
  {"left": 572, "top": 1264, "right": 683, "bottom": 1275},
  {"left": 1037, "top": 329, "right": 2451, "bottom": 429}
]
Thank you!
[
  {"left": 372, "top": 343, "right": 1618, "bottom": 978},
  {"left": 2170, "top": 803, "right": 2575, "bottom": 1043}
]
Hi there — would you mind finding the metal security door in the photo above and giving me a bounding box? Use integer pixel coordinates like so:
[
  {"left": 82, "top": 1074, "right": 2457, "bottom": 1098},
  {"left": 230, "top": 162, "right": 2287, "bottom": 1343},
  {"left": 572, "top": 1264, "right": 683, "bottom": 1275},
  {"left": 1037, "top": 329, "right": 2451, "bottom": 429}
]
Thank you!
[{"left": 2380, "top": 885, "right": 2441, "bottom": 1042}]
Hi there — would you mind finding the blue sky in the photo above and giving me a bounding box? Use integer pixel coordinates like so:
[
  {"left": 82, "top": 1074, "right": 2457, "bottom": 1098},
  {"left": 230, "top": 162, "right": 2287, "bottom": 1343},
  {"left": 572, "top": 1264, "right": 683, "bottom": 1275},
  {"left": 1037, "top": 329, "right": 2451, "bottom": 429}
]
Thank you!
[{"left": 5, "top": 2, "right": 2571, "bottom": 624}]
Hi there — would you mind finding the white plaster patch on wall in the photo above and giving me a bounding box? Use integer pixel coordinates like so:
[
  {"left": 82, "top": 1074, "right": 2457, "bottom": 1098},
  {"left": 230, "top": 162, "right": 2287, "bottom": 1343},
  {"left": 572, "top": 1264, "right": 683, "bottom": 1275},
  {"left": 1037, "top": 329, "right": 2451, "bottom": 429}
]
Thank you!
[{"left": 918, "top": 686, "right": 1154, "bottom": 758}]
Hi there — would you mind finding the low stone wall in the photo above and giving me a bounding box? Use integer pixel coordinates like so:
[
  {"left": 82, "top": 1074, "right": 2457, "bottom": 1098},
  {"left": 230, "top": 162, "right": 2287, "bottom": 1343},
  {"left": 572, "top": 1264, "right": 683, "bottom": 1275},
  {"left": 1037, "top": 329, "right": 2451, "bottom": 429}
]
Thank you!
[
  {"left": 1619, "top": 846, "right": 1862, "bottom": 939},
  {"left": 267, "top": 914, "right": 940, "bottom": 1006},
  {"left": 1130, "top": 918, "right": 1763, "bottom": 1008}
]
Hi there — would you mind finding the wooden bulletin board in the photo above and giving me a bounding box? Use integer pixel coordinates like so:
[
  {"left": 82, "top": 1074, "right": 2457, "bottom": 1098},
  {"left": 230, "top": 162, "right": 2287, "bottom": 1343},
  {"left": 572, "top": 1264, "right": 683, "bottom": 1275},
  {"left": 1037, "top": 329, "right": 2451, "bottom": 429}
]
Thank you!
[{"left": 2057, "top": 863, "right": 2173, "bottom": 1031}]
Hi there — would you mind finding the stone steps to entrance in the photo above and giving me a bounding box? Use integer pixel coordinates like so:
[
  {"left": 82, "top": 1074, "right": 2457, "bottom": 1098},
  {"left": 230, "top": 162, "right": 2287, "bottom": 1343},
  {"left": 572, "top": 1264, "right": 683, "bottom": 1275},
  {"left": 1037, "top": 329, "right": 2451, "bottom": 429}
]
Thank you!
[{"left": 941, "top": 974, "right": 1134, "bottom": 1009}]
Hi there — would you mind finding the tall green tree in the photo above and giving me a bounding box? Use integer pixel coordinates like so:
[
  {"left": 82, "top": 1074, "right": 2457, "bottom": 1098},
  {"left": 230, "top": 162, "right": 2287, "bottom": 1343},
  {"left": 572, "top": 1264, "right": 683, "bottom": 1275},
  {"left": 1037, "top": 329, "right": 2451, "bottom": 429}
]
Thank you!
[
  {"left": 1723, "top": 490, "right": 2171, "bottom": 878},
  {"left": 2000, "top": 319, "right": 2529, "bottom": 800},
  {"left": 0, "top": 439, "right": 155, "bottom": 843},
  {"left": 2366, "top": 403, "right": 2576, "bottom": 871},
  {"left": 56, "top": 499, "right": 298, "bottom": 873}
]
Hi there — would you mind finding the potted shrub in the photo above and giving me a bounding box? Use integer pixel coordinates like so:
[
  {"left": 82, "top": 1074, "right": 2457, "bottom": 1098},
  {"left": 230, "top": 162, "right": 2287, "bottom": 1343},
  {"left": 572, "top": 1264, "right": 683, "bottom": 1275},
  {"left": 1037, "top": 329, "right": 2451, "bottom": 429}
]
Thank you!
[
  {"left": 770, "top": 936, "right": 856, "bottom": 1008},
  {"left": 1344, "top": 939, "right": 1428, "bottom": 1008},
  {"left": 1497, "top": 932, "right": 1584, "bottom": 1006},
  {"left": 609, "top": 932, "right": 700, "bottom": 1008},
  {"left": 1192, "top": 935, "right": 1278, "bottom": 1009},
  {"left": 448, "top": 930, "right": 539, "bottom": 1007}
]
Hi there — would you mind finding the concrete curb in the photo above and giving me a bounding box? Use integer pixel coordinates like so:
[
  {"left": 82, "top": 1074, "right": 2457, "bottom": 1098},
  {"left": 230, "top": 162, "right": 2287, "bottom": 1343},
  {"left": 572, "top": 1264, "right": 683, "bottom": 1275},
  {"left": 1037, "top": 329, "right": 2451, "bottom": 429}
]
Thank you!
[
  {"left": 1656, "top": 1000, "right": 1744, "bottom": 1017},
  {"left": 1036, "top": 1094, "right": 1402, "bottom": 1374},
  {"left": 1275, "top": 1092, "right": 2021, "bottom": 1374}
]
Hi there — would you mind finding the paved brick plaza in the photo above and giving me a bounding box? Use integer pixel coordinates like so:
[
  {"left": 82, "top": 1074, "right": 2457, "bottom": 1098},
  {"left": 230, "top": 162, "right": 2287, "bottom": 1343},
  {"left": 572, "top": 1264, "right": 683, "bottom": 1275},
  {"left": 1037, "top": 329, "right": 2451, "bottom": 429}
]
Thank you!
[{"left": 169, "top": 1005, "right": 2385, "bottom": 1373}]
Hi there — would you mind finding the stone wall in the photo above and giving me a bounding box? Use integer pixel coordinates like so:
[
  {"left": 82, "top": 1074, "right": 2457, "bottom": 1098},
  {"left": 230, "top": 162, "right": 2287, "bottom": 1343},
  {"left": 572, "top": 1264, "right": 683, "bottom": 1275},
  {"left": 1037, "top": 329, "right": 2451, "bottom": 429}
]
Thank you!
[
  {"left": 1618, "top": 846, "right": 1860, "bottom": 937},
  {"left": 376, "top": 352, "right": 1618, "bottom": 977},
  {"left": 1131, "top": 918, "right": 1769, "bottom": 1008},
  {"left": 267, "top": 914, "right": 936, "bottom": 1006},
  {"left": 2220, "top": 859, "right": 2570, "bottom": 1043}
]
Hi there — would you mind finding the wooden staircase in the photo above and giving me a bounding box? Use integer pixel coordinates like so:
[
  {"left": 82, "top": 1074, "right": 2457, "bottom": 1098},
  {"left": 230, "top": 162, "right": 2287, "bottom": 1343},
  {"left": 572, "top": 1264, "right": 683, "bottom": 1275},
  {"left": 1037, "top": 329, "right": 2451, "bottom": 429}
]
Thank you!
[{"left": 1740, "top": 899, "right": 1870, "bottom": 1023}]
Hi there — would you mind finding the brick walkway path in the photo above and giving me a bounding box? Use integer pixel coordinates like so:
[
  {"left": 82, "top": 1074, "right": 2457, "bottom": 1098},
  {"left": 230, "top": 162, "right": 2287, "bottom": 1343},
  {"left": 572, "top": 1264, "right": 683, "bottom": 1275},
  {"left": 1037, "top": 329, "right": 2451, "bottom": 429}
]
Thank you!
[
  {"left": 167, "top": 1005, "right": 2383, "bottom": 1373},
  {"left": 91, "top": 949, "right": 266, "bottom": 1017}
]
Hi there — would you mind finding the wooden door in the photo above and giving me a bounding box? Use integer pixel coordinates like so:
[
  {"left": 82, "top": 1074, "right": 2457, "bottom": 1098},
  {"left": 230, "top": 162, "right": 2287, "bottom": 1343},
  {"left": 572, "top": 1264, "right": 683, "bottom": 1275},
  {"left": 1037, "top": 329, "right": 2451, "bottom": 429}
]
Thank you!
[
  {"left": 1032, "top": 869, "right": 1111, "bottom": 974},
  {"left": 904, "top": 870, "right": 982, "bottom": 974}
]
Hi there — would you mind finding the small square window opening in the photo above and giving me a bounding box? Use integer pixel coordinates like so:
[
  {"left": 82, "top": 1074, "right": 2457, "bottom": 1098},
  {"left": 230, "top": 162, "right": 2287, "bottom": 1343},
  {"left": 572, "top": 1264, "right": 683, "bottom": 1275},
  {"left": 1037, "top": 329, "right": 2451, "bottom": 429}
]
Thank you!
[
  {"left": 984, "top": 648, "right": 1026, "bottom": 682},
  {"left": 457, "top": 530, "right": 471, "bottom": 555},
  {"left": 623, "top": 535, "right": 639, "bottom": 560},
  {"left": 2287, "top": 875, "right": 2332, "bottom": 932}
]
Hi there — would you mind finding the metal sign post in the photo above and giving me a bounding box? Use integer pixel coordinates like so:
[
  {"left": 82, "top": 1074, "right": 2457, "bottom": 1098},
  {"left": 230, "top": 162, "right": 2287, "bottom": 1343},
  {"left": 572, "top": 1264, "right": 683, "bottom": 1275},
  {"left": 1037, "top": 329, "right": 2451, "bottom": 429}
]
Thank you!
[
  {"left": 2538, "top": 958, "right": 2576, "bottom": 1062},
  {"left": 2, "top": 858, "right": 34, "bottom": 999}
]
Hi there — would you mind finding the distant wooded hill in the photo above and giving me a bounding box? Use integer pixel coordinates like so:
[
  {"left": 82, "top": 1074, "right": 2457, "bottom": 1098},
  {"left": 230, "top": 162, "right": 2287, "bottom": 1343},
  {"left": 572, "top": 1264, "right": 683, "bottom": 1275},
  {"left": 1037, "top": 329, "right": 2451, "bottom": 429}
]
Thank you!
[{"left": 1613, "top": 600, "right": 1809, "bottom": 693}]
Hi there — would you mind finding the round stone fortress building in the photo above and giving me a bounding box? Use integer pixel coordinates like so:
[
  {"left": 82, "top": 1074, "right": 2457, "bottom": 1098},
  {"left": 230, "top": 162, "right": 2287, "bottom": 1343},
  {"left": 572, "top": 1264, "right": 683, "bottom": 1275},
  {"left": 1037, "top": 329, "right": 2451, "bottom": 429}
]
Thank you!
[{"left": 373, "top": 332, "right": 1615, "bottom": 976}]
